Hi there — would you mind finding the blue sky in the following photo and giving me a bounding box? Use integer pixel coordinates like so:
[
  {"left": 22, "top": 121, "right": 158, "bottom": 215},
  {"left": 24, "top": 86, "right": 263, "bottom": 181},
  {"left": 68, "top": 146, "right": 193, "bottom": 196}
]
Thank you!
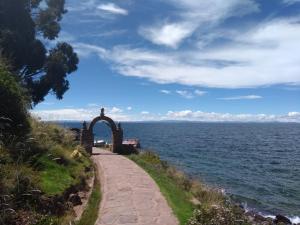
[{"left": 33, "top": 0, "right": 300, "bottom": 122}]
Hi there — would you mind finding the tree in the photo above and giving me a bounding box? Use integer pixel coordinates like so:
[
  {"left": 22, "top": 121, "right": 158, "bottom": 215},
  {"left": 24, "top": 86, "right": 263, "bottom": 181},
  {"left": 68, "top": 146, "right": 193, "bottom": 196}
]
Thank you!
[{"left": 0, "top": 0, "right": 79, "bottom": 105}]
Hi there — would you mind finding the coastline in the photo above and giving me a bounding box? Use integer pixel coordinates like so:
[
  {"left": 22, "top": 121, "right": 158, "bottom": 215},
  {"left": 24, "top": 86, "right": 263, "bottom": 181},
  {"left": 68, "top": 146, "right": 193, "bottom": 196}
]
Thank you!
[{"left": 129, "top": 149, "right": 300, "bottom": 225}]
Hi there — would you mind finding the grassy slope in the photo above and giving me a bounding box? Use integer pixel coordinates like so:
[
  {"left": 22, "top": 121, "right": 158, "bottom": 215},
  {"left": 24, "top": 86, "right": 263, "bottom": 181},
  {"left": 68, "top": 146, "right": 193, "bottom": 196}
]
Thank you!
[
  {"left": 128, "top": 154, "right": 194, "bottom": 225},
  {"left": 37, "top": 155, "right": 74, "bottom": 195},
  {"left": 36, "top": 154, "right": 91, "bottom": 196},
  {"left": 0, "top": 119, "right": 93, "bottom": 224}
]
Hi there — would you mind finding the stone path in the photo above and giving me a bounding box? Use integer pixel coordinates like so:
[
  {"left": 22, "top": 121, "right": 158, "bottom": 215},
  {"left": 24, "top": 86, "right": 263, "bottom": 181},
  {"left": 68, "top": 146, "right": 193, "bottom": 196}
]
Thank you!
[{"left": 92, "top": 148, "right": 178, "bottom": 225}]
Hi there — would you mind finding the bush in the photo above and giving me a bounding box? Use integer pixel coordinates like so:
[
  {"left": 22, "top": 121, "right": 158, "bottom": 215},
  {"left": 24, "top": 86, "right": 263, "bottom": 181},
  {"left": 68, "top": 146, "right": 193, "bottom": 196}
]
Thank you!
[
  {"left": 30, "top": 119, "right": 76, "bottom": 150},
  {"left": 186, "top": 205, "right": 250, "bottom": 225},
  {"left": 0, "top": 64, "right": 30, "bottom": 140}
]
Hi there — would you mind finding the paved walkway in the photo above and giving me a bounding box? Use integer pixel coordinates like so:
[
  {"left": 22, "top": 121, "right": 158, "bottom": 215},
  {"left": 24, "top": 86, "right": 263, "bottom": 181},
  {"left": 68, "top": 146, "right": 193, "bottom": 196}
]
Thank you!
[{"left": 92, "top": 148, "right": 178, "bottom": 225}]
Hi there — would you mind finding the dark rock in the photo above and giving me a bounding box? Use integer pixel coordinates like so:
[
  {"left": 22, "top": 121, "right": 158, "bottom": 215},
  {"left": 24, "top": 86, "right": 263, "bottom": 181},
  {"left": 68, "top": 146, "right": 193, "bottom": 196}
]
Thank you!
[
  {"left": 254, "top": 214, "right": 267, "bottom": 223},
  {"left": 68, "top": 194, "right": 82, "bottom": 206},
  {"left": 274, "top": 214, "right": 291, "bottom": 224}
]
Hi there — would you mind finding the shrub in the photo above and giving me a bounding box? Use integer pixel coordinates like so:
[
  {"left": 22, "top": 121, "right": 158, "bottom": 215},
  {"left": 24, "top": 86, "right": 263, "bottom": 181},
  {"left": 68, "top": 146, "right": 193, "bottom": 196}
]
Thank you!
[
  {"left": 0, "top": 64, "right": 30, "bottom": 140},
  {"left": 30, "top": 119, "right": 76, "bottom": 150},
  {"left": 138, "top": 151, "right": 162, "bottom": 164},
  {"left": 191, "top": 181, "right": 225, "bottom": 208},
  {"left": 186, "top": 205, "right": 250, "bottom": 225}
]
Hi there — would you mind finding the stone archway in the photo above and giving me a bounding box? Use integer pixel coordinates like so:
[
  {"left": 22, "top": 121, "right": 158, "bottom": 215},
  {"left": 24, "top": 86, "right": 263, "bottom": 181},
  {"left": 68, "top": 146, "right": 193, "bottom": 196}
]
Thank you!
[{"left": 80, "top": 108, "right": 123, "bottom": 154}]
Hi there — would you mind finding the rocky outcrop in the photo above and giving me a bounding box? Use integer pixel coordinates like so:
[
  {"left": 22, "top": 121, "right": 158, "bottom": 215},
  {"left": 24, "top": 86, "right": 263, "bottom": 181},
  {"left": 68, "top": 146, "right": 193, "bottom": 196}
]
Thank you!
[{"left": 274, "top": 214, "right": 292, "bottom": 224}]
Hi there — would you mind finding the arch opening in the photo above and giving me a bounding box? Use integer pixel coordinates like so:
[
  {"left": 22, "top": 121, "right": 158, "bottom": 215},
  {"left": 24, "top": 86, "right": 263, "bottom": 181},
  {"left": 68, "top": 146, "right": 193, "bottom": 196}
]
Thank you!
[
  {"left": 93, "top": 121, "right": 113, "bottom": 146},
  {"left": 80, "top": 108, "right": 123, "bottom": 154}
]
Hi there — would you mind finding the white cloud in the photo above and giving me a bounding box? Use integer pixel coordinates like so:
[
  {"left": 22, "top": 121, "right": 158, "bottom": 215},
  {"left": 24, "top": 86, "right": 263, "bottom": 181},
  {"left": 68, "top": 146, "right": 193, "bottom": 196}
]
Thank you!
[
  {"left": 194, "top": 90, "right": 207, "bottom": 96},
  {"left": 161, "top": 89, "right": 205, "bottom": 98},
  {"left": 176, "top": 90, "right": 194, "bottom": 99},
  {"left": 32, "top": 106, "right": 129, "bottom": 121},
  {"left": 218, "top": 95, "right": 262, "bottom": 100},
  {"left": 93, "top": 17, "right": 300, "bottom": 88},
  {"left": 127, "top": 106, "right": 132, "bottom": 110},
  {"left": 282, "top": 0, "right": 300, "bottom": 5},
  {"left": 110, "top": 107, "right": 123, "bottom": 113},
  {"left": 66, "top": 0, "right": 128, "bottom": 20},
  {"left": 97, "top": 3, "right": 128, "bottom": 15},
  {"left": 31, "top": 108, "right": 300, "bottom": 123},
  {"left": 32, "top": 108, "right": 96, "bottom": 121},
  {"left": 72, "top": 43, "right": 107, "bottom": 58},
  {"left": 160, "top": 90, "right": 171, "bottom": 94},
  {"left": 165, "top": 110, "right": 300, "bottom": 122},
  {"left": 139, "top": 0, "right": 259, "bottom": 48},
  {"left": 139, "top": 23, "right": 195, "bottom": 48},
  {"left": 70, "top": 16, "right": 300, "bottom": 89},
  {"left": 288, "top": 111, "right": 300, "bottom": 117}
]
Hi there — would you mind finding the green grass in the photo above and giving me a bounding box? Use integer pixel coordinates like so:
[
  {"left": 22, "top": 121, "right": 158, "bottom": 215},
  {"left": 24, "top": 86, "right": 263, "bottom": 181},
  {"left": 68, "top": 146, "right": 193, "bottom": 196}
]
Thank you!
[
  {"left": 76, "top": 166, "right": 101, "bottom": 225},
  {"left": 128, "top": 154, "right": 195, "bottom": 225},
  {"left": 36, "top": 152, "right": 91, "bottom": 196},
  {"left": 37, "top": 155, "right": 75, "bottom": 195},
  {"left": 0, "top": 118, "right": 94, "bottom": 224}
]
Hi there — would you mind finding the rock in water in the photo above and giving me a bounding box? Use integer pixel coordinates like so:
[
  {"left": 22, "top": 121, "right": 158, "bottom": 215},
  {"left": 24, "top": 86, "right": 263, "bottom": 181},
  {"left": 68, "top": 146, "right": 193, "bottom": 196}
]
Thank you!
[{"left": 274, "top": 214, "right": 291, "bottom": 224}]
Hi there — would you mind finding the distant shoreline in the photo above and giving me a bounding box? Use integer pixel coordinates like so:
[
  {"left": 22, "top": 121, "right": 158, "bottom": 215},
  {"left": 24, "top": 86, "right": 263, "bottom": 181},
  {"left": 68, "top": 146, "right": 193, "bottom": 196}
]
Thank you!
[{"left": 48, "top": 120, "right": 300, "bottom": 124}]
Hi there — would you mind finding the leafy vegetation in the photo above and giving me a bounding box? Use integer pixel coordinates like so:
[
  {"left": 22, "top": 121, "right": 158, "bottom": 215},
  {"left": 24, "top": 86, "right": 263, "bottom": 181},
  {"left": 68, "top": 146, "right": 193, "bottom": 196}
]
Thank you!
[
  {"left": 0, "top": 56, "right": 95, "bottom": 224},
  {"left": 0, "top": 64, "right": 30, "bottom": 139},
  {"left": 0, "top": 118, "right": 92, "bottom": 225},
  {"left": 0, "top": 0, "right": 79, "bottom": 104},
  {"left": 129, "top": 151, "right": 251, "bottom": 225},
  {"left": 186, "top": 204, "right": 251, "bottom": 225}
]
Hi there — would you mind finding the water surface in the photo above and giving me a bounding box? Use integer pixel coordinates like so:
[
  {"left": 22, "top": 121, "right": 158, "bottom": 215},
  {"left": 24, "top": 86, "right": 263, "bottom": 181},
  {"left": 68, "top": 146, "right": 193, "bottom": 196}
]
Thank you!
[{"left": 62, "top": 122, "right": 300, "bottom": 219}]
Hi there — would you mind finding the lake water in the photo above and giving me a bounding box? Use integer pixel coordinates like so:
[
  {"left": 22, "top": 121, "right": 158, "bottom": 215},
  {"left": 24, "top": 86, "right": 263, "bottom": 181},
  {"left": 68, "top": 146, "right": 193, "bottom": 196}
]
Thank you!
[{"left": 61, "top": 122, "right": 300, "bottom": 221}]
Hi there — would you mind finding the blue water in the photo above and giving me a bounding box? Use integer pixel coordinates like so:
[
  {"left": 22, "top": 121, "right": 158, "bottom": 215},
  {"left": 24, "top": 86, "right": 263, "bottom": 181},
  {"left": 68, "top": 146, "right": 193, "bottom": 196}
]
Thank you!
[{"left": 62, "top": 122, "right": 300, "bottom": 219}]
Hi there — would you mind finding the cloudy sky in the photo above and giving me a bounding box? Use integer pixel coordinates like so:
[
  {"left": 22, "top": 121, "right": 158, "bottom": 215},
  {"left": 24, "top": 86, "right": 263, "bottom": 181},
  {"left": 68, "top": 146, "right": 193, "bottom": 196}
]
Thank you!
[{"left": 33, "top": 0, "right": 300, "bottom": 122}]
